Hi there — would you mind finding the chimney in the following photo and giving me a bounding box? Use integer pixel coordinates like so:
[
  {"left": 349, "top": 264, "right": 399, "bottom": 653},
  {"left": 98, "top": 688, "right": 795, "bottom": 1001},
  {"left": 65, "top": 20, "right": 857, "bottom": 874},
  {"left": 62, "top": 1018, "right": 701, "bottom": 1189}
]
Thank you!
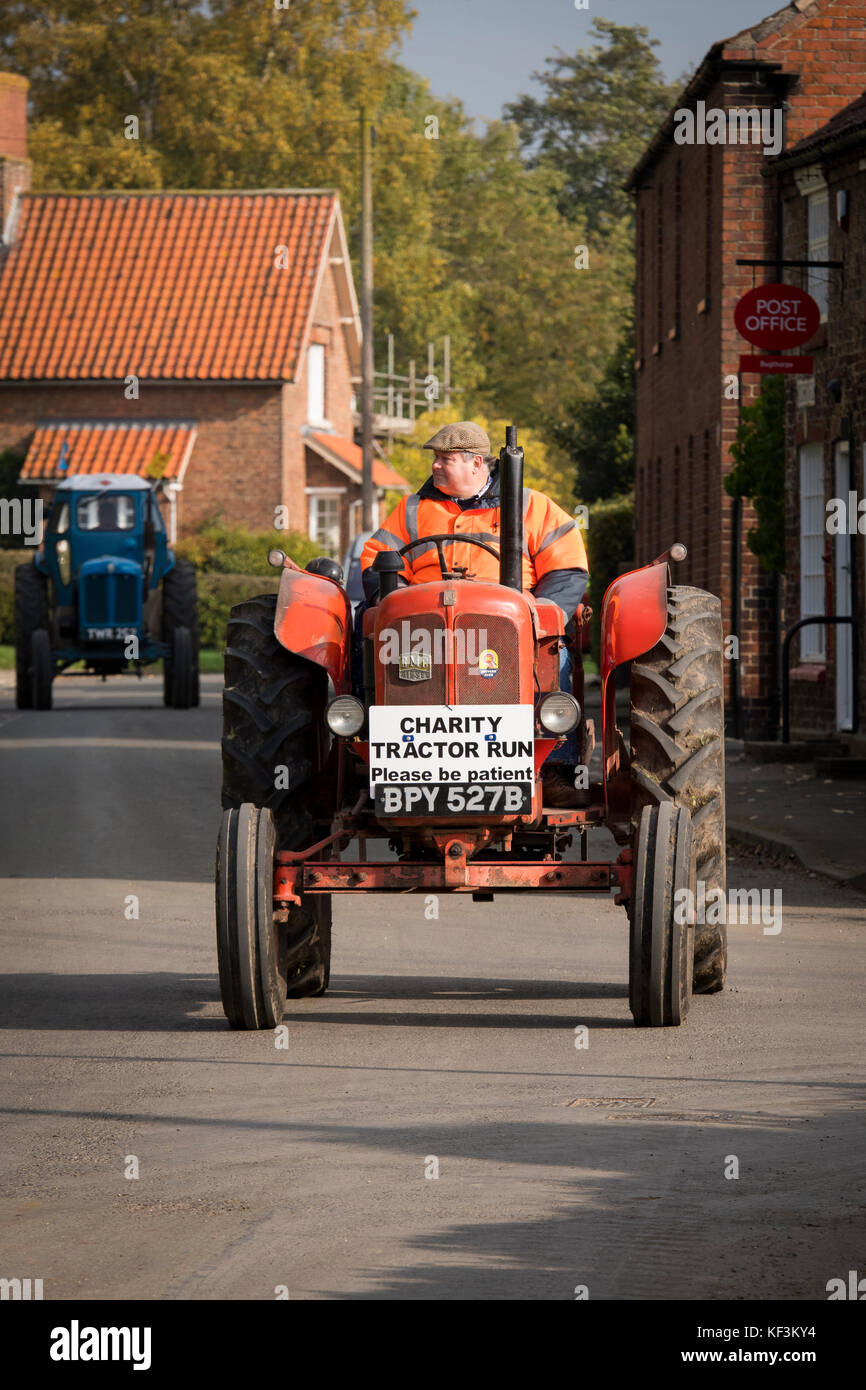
[{"left": 0, "top": 74, "right": 31, "bottom": 240}]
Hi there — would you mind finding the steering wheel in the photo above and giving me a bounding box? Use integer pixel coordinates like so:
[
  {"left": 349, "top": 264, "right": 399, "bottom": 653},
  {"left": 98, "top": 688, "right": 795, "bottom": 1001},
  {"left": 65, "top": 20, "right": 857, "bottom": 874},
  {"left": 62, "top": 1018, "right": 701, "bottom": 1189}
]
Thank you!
[{"left": 398, "top": 533, "right": 501, "bottom": 581}]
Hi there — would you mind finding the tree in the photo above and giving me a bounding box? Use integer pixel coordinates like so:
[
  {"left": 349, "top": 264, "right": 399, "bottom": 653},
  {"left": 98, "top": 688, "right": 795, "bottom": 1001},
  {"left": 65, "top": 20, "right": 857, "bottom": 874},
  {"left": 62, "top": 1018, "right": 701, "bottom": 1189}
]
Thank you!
[
  {"left": 432, "top": 121, "right": 632, "bottom": 429},
  {"left": 724, "top": 376, "right": 786, "bottom": 573},
  {"left": 504, "top": 19, "right": 679, "bottom": 232},
  {"left": 554, "top": 315, "right": 635, "bottom": 503}
]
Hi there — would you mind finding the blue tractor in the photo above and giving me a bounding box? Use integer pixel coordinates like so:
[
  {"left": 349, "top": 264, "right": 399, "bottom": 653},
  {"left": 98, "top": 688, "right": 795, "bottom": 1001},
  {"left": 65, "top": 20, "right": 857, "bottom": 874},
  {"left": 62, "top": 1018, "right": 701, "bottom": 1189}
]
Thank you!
[{"left": 14, "top": 475, "right": 199, "bottom": 710}]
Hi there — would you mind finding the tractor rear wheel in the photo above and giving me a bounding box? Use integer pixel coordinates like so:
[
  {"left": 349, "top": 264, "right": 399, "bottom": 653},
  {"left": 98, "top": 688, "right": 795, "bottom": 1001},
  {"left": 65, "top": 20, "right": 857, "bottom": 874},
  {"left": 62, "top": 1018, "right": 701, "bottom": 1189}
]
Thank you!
[
  {"left": 629, "top": 586, "right": 726, "bottom": 994},
  {"left": 216, "top": 805, "right": 287, "bottom": 1029},
  {"left": 165, "top": 625, "right": 194, "bottom": 708},
  {"left": 629, "top": 803, "right": 694, "bottom": 1027},
  {"left": 14, "top": 564, "right": 50, "bottom": 710},
  {"left": 221, "top": 593, "right": 331, "bottom": 999},
  {"left": 162, "top": 559, "right": 199, "bottom": 707}
]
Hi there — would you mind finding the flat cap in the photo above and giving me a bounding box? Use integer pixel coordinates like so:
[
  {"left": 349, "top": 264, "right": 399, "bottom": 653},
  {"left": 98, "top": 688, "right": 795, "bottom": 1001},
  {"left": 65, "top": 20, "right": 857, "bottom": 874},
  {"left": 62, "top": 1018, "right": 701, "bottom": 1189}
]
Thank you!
[{"left": 422, "top": 420, "right": 491, "bottom": 455}]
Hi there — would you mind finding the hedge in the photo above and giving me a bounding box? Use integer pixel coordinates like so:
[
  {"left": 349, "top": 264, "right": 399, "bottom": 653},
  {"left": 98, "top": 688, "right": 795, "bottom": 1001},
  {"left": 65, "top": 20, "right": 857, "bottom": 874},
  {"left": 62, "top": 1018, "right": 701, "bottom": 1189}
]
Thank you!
[
  {"left": 0, "top": 549, "right": 28, "bottom": 644},
  {"left": 197, "top": 573, "right": 280, "bottom": 649},
  {"left": 175, "top": 523, "right": 320, "bottom": 576}
]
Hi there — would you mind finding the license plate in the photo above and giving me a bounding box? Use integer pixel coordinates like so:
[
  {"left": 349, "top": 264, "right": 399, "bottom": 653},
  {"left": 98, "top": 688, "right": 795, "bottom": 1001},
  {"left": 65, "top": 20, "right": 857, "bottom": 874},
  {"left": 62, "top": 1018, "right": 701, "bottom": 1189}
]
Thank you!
[
  {"left": 374, "top": 782, "right": 532, "bottom": 817},
  {"left": 85, "top": 626, "right": 138, "bottom": 641}
]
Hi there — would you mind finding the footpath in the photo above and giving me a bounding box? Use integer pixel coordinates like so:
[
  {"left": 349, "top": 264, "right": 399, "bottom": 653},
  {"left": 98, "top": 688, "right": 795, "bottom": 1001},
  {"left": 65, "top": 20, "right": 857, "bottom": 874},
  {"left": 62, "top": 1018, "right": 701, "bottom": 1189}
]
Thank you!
[{"left": 725, "top": 741, "right": 866, "bottom": 892}]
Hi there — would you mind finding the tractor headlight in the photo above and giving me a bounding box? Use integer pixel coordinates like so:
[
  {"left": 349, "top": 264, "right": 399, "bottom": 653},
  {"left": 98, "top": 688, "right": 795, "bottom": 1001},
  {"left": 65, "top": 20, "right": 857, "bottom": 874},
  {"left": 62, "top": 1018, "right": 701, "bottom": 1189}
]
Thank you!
[
  {"left": 326, "top": 695, "right": 365, "bottom": 737},
  {"left": 538, "top": 691, "right": 581, "bottom": 735}
]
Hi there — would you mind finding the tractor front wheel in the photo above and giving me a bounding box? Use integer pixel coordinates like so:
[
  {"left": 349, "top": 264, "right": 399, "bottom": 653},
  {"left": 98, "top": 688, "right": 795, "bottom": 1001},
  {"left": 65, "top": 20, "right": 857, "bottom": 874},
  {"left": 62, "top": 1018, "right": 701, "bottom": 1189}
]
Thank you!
[
  {"left": 629, "top": 803, "right": 694, "bottom": 1027},
  {"left": 221, "top": 593, "right": 332, "bottom": 1004},
  {"left": 216, "top": 805, "right": 287, "bottom": 1029}
]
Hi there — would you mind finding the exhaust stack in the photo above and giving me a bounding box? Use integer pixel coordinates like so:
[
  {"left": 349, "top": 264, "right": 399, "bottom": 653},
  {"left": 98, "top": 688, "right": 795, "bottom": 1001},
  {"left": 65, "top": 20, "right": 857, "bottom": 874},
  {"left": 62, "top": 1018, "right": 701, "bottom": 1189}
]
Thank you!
[{"left": 499, "top": 424, "right": 523, "bottom": 592}]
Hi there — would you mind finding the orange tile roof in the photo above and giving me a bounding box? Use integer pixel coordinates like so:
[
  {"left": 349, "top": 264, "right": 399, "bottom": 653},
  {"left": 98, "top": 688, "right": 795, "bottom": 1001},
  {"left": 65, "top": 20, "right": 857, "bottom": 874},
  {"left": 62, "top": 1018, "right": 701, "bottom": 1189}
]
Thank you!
[
  {"left": 0, "top": 191, "right": 338, "bottom": 381},
  {"left": 309, "top": 432, "right": 410, "bottom": 490},
  {"left": 21, "top": 421, "right": 197, "bottom": 481}
]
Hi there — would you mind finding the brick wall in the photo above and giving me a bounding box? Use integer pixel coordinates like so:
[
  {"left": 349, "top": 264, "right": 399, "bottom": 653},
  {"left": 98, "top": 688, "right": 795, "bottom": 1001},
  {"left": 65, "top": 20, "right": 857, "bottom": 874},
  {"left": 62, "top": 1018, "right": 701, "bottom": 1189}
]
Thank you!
[
  {"left": 283, "top": 257, "right": 359, "bottom": 537},
  {"left": 780, "top": 143, "right": 866, "bottom": 739},
  {"left": 0, "top": 383, "right": 284, "bottom": 533},
  {"left": 633, "top": 0, "right": 866, "bottom": 738}
]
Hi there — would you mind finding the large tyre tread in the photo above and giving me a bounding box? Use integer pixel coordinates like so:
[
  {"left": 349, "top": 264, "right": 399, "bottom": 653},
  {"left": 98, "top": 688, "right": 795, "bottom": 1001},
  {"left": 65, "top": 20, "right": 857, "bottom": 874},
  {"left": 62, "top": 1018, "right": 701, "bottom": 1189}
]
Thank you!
[
  {"left": 630, "top": 585, "right": 727, "bottom": 995},
  {"left": 221, "top": 593, "right": 331, "bottom": 1000},
  {"left": 163, "top": 559, "right": 199, "bottom": 707}
]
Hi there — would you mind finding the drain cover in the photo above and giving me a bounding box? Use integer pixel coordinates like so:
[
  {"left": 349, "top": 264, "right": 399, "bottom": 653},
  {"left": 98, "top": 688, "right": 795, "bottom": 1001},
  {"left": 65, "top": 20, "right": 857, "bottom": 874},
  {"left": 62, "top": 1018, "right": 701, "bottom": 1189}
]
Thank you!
[{"left": 565, "top": 1097, "right": 656, "bottom": 1109}]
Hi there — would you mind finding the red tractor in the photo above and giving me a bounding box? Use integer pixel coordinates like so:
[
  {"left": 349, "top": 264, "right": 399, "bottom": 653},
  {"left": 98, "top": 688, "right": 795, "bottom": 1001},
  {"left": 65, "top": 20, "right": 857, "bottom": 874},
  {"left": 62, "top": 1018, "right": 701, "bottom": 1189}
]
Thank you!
[{"left": 216, "top": 429, "right": 726, "bottom": 1029}]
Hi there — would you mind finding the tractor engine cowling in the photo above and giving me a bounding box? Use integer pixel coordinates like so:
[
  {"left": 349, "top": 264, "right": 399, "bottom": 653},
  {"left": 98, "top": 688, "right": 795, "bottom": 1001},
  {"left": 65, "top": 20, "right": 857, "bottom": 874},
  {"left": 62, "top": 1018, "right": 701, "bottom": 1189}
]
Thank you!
[{"left": 368, "top": 580, "right": 535, "bottom": 706}]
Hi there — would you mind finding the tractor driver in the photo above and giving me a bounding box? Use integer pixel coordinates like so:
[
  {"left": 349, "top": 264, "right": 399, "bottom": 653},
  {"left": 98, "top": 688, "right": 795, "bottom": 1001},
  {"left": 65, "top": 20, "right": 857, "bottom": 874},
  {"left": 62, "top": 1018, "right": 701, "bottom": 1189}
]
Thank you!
[{"left": 359, "top": 421, "right": 589, "bottom": 807}]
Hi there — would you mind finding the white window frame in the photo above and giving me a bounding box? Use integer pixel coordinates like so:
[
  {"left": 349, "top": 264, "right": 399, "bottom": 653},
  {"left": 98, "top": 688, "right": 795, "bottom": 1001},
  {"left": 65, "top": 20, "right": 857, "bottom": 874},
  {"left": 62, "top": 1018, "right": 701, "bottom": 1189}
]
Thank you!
[
  {"left": 307, "top": 489, "right": 342, "bottom": 558},
  {"left": 307, "top": 343, "right": 326, "bottom": 426},
  {"left": 798, "top": 442, "right": 826, "bottom": 662}
]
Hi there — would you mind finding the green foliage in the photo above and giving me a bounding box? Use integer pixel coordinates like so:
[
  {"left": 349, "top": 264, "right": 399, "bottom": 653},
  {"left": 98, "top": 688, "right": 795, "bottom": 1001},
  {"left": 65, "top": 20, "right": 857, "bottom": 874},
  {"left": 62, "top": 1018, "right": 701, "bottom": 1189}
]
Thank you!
[
  {"left": 585, "top": 493, "right": 635, "bottom": 662},
  {"left": 197, "top": 572, "right": 280, "bottom": 650},
  {"left": 430, "top": 122, "right": 632, "bottom": 428},
  {"left": 724, "top": 376, "right": 786, "bottom": 573},
  {"left": 0, "top": 551, "right": 27, "bottom": 641},
  {"left": 554, "top": 318, "right": 635, "bottom": 504},
  {"left": 174, "top": 523, "right": 319, "bottom": 576},
  {"left": 504, "top": 19, "right": 679, "bottom": 231},
  {"left": 0, "top": 550, "right": 30, "bottom": 641}
]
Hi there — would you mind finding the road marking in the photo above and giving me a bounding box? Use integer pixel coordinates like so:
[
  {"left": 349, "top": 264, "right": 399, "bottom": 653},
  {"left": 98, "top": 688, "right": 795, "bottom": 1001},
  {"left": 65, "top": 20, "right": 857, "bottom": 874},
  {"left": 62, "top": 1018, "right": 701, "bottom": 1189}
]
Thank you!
[{"left": 0, "top": 738, "right": 219, "bottom": 751}]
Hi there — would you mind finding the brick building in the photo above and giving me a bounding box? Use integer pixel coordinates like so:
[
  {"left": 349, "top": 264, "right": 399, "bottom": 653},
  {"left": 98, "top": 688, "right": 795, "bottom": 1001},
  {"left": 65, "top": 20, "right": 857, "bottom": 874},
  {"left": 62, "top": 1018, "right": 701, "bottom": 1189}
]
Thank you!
[
  {"left": 0, "top": 77, "right": 408, "bottom": 554},
  {"left": 626, "top": 0, "right": 866, "bottom": 738},
  {"left": 770, "top": 93, "right": 866, "bottom": 744}
]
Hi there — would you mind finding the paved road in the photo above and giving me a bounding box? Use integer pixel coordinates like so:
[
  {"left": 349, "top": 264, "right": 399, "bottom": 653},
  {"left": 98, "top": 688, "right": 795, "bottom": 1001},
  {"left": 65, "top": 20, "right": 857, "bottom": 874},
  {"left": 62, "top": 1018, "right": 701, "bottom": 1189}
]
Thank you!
[{"left": 0, "top": 672, "right": 864, "bottom": 1300}]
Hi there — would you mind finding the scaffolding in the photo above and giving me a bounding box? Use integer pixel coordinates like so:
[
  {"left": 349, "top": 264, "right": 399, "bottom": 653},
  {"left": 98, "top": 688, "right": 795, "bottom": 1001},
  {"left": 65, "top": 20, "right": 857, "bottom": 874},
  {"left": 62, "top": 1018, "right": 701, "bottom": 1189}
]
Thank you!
[{"left": 353, "top": 334, "right": 455, "bottom": 443}]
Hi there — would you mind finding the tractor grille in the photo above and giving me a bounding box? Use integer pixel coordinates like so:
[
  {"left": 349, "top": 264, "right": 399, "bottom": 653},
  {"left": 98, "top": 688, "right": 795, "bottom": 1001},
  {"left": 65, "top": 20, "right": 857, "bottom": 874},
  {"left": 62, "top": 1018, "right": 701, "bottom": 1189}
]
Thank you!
[
  {"left": 455, "top": 614, "right": 521, "bottom": 704},
  {"left": 82, "top": 572, "right": 140, "bottom": 628},
  {"left": 113, "top": 574, "right": 139, "bottom": 623},
  {"left": 84, "top": 574, "right": 110, "bottom": 625},
  {"left": 380, "top": 614, "right": 447, "bottom": 705}
]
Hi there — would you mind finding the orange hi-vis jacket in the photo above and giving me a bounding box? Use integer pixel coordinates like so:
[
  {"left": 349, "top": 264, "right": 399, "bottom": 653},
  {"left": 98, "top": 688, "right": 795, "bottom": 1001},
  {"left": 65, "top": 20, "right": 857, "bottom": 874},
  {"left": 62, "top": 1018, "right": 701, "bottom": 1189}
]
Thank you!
[{"left": 361, "top": 471, "right": 588, "bottom": 599}]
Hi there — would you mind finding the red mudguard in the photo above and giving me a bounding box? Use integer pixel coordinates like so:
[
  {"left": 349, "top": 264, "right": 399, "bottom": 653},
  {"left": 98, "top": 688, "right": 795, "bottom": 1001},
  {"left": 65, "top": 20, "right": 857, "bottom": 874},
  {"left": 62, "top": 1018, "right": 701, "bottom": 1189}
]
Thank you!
[
  {"left": 599, "top": 562, "right": 668, "bottom": 800},
  {"left": 273, "top": 566, "right": 352, "bottom": 692}
]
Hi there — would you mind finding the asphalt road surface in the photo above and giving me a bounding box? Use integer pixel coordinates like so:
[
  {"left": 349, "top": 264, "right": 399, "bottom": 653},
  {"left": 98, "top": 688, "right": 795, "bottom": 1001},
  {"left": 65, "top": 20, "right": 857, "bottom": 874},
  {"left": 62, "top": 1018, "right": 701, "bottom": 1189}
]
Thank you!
[{"left": 1, "top": 671, "right": 864, "bottom": 1301}]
